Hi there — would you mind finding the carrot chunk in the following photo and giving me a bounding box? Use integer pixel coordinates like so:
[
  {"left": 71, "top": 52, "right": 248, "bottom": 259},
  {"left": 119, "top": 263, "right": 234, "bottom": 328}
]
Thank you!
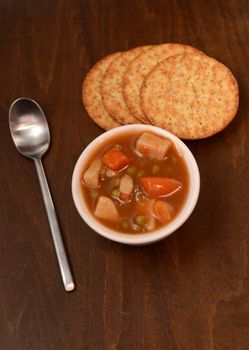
[
  {"left": 139, "top": 145, "right": 150, "bottom": 154},
  {"left": 154, "top": 200, "right": 174, "bottom": 223},
  {"left": 103, "top": 148, "right": 130, "bottom": 170},
  {"left": 119, "top": 192, "right": 131, "bottom": 202},
  {"left": 140, "top": 177, "right": 182, "bottom": 197}
]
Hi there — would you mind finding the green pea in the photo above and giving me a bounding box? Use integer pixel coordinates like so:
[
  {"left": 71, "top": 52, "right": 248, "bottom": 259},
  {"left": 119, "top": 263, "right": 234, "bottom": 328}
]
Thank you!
[
  {"left": 111, "top": 187, "right": 120, "bottom": 198},
  {"left": 134, "top": 215, "right": 146, "bottom": 226},
  {"left": 121, "top": 220, "right": 129, "bottom": 229},
  {"left": 90, "top": 190, "right": 99, "bottom": 199},
  {"left": 170, "top": 155, "right": 178, "bottom": 165},
  {"left": 100, "top": 167, "right": 107, "bottom": 177},
  {"left": 152, "top": 164, "right": 160, "bottom": 174},
  {"left": 137, "top": 169, "right": 145, "bottom": 178},
  {"left": 126, "top": 165, "right": 136, "bottom": 175},
  {"left": 113, "top": 177, "right": 121, "bottom": 187}
]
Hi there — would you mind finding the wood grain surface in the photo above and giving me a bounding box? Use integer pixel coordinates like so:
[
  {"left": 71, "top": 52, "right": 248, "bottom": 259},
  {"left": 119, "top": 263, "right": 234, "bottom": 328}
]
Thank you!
[{"left": 1, "top": 0, "right": 249, "bottom": 349}]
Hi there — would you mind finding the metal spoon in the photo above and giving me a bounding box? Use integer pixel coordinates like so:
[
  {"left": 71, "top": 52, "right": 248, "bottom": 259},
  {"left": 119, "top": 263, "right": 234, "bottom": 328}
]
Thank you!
[{"left": 9, "top": 98, "right": 75, "bottom": 292}]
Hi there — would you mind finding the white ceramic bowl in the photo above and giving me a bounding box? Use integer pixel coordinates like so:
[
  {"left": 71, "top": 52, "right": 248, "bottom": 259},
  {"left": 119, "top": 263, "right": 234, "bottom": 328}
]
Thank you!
[{"left": 72, "top": 125, "right": 200, "bottom": 245}]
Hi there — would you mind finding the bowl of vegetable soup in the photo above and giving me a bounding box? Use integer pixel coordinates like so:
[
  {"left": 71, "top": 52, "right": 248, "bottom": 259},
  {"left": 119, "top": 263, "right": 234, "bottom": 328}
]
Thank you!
[{"left": 72, "top": 125, "right": 200, "bottom": 245}]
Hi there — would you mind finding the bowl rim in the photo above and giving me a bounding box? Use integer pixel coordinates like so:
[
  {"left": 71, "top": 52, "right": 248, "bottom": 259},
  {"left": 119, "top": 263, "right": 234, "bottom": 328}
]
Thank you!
[{"left": 72, "top": 124, "right": 200, "bottom": 245}]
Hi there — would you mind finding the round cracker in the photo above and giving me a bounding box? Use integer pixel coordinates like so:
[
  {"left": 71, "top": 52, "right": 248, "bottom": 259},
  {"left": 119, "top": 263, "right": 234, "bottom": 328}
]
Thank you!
[
  {"left": 82, "top": 52, "right": 121, "bottom": 130},
  {"left": 101, "top": 46, "right": 151, "bottom": 124},
  {"left": 123, "top": 43, "right": 204, "bottom": 123},
  {"left": 141, "top": 53, "right": 239, "bottom": 139}
]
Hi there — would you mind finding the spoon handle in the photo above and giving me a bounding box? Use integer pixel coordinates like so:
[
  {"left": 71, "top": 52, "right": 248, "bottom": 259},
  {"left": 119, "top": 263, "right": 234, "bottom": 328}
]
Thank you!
[{"left": 34, "top": 158, "right": 75, "bottom": 292}]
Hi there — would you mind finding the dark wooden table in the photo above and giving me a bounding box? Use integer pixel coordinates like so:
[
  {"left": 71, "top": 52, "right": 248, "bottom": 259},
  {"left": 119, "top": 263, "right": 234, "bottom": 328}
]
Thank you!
[{"left": 1, "top": 0, "right": 249, "bottom": 349}]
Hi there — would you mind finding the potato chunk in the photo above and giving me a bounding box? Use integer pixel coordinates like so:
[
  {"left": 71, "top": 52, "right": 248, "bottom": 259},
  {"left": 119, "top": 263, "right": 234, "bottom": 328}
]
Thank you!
[
  {"left": 136, "top": 132, "right": 171, "bottom": 160},
  {"left": 94, "top": 196, "right": 119, "bottom": 222},
  {"left": 83, "top": 158, "right": 102, "bottom": 189},
  {"left": 119, "top": 174, "right": 133, "bottom": 195},
  {"left": 154, "top": 200, "right": 174, "bottom": 223}
]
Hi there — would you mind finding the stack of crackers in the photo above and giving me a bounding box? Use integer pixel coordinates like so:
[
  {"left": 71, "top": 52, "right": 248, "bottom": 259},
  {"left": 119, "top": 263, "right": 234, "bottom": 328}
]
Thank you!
[{"left": 82, "top": 43, "right": 239, "bottom": 139}]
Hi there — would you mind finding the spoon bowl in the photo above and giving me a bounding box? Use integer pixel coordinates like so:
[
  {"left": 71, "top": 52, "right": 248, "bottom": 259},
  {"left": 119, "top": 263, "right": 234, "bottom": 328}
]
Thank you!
[
  {"left": 9, "top": 98, "right": 75, "bottom": 292},
  {"left": 9, "top": 98, "right": 50, "bottom": 158}
]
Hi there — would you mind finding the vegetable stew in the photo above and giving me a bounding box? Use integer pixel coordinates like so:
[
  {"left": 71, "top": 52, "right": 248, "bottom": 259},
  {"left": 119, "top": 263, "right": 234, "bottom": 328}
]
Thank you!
[{"left": 81, "top": 132, "right": 189, "bottom": 233}]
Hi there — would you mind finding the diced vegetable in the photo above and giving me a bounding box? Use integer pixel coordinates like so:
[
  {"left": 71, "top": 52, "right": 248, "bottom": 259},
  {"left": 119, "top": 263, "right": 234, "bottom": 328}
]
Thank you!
[
  {"left": 94, "top": 196, "right": 119, "bottom": 222},
  {"left": 103, "top": 148, "right": 129, "bottom": 170},
  {"left": 119, "top": 174, "right": 133, "bottom": 195},
  {"left": 90, "top": 190, "right": 99, "bottom": 199},
  {"left": 136, "top": 132, "right": 171, "bottom": 160},
  {"left": 100, "top": 166, "right": 107, "bottom": 178},
  {"left": 83, "top": 158, "right": 102, "bottom": 189},
  {"left": 106, "top": 168, "right": 116, "bottom": 178},
  {"left": 119, "top": 192, "right": 131, "bottom": 202},
  {"left": 154, "top": 200, "right": 174, "bottom": 223},
  {"left": 111, "top": 187, "right": 120, "bottom": 198},
  {"left": 113, "top": 177, "right": 121, "bottom": 187},
  {"left": 138, "top": 145, "right": 149, "bottom": 154},
  {"left": 134, "top": 215, "right": 146, "bottom": 226},
  {"left": 121, "top": 220, "right": 130, "bottom": 229},
  {"left": 126, "top": 165, "right": 136, "bottom": 175},
  {"left": 152, "top": 164, "right": 160, "bottom": 174},
  {"left": 140, "top": 177, "right": 182, "bottom": 197}
]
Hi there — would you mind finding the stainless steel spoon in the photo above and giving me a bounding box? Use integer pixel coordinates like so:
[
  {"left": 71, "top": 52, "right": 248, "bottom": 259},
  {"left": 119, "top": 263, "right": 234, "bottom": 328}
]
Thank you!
[{"left": 9, "top": 98, "right": 75, "bottom": 292}]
